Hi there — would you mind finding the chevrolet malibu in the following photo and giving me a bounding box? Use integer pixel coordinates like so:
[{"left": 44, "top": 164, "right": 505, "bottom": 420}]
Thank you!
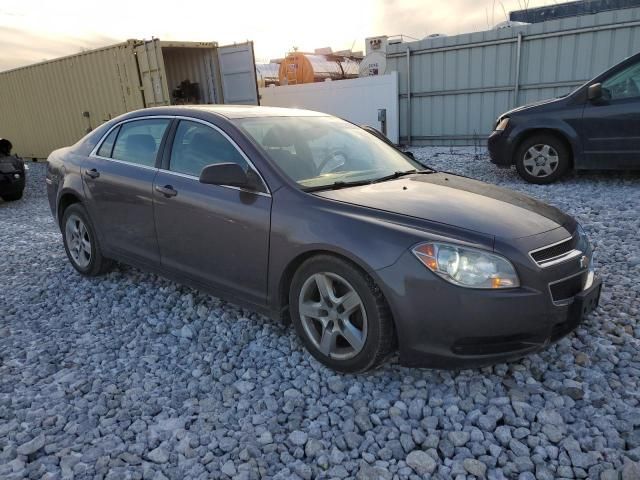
[{"left": 46, "top": 106, "right": 602, "bottom": 372}]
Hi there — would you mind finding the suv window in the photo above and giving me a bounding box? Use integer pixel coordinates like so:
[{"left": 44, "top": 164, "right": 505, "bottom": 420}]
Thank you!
[
  {"left": 111, "top": 119, "right": 170, "bottom": 167},
  {"left": 97, "top": 126, "right": 120, "bottom": 158},
  {"left": 170, "top": 120, "right": 248, "bottom": 177},
  {"left": 603, "top": 60, "right": 640, "bottom": 100}
]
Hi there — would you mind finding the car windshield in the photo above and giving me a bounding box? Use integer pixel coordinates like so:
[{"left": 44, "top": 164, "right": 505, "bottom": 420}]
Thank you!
[{"left": 235, "top": 116, "right": 423, "bottom": 190}]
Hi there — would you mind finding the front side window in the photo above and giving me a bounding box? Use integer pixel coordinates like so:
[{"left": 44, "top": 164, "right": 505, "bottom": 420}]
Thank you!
[
  {"left": 236, "top": 116, "right": 421, "bottom": 189},
  {"left": 169, "top": 120, "right": 249, "bottom": 177},
  {"left": 111, "top": 118, "right": 170, "bottom": 167},
  {"left": 602, "top": 60, "right": 640, "bottom": 100}
]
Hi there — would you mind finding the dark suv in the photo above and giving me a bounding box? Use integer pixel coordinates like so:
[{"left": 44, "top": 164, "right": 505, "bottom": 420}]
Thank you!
[
  {"left": 488, "top": 51, "right": 640, "bottom": 183},
  {"left": 0, "top": 139, "right": 26, "bottom": 201}
]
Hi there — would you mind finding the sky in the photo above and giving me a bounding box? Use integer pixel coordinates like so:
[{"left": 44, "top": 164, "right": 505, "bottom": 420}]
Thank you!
[{"left": 0, "top": 0, "right": 559, "bottom": 71}]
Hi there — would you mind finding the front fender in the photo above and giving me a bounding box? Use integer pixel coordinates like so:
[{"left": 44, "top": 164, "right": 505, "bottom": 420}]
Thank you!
[
  {"left": 267, "top": 187, "right": 495, "bottom": 314},
  {"left": 509, "top": 119, "right": 583, "bottom": 166}
]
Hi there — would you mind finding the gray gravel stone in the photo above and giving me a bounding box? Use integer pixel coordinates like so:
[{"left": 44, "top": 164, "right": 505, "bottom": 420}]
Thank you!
[
  {"left": 146, "top": 446, "right": 169, "bottom": 464},
  {"left": 449, "top": 431, "right": 470, "bottom": 447},
  {"left": 463, "top": 458, "right": 487, "bottom": 477},
  {"left": 16, "top": 434, "right": 45, "bottom": 455},
  {"left": 406, "top": 450, "right": 437, "bottom": 475},
  {"left": 221, "top": 460, "right": 236, "bottom": 476},
  {"left": 495, "top": 426, "right": 512, "bottom": 446},
  {"left": 288, "top": 431, "right": 308, "bottom": 447}
]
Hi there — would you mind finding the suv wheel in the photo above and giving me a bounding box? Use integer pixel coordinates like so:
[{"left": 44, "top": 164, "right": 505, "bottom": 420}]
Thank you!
[
  {"left": 515, "top": 134, "right": 570, "bottom": 184},
  {"left": 62, "top": 203, "right": 112, "bottom": 276},
  {"left": 289, "top": 255, "right": 395, "bottom": 373}
]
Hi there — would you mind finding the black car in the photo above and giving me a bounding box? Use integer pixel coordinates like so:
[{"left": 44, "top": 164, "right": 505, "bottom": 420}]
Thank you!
[
  {"left": 488, "top": 51, "right": 640, "bottom": 183},
  {"left": 47, "top": 106, "right": 601, "bottom": 372},
  {"left": 0, "top": 139, "right": 26, "bottom": 201}
]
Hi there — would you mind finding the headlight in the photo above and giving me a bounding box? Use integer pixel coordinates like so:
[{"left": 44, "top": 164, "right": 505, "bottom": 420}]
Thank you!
[
  {"left": 412, "top": 242, "right": 520, "bottom": 289},
  {"left": 575, "top": 223, "right": 592, "bottom": 255},
  {"left": 495, "top": 117, "right": 510, "bottom": 131}
]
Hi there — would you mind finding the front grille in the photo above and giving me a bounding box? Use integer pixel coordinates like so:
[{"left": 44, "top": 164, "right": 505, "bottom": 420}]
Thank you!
[
  {"left": 531, "top": 237, "right": 574, "bottom": 263},
  {"left": 549, "top": 272, "right": 587, "bottom": 302}
]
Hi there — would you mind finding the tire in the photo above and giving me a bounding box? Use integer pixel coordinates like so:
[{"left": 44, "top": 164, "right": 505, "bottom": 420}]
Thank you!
[
  {"left": 289, "top": 255, "right": 395, "bottom": 373},
  {"left": 1, "top": 190, "right": 23, "bottom": 201},
  {"left": 515, "top": 134, "right": 570, "bottom": 184},
  {"left": 61, "top": 203, "right": 112, "bottom": 276}
]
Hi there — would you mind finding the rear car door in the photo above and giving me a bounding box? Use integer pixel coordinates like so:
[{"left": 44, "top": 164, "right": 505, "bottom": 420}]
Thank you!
[
  {"left": 152, "top": 118, "right": 271, "bottom": 305},
  {"left": 580, "top": 58, "right": 640, "bottom": 168},
  {"left": 83, "top": 117, "right": 171, "bottom": 265}
]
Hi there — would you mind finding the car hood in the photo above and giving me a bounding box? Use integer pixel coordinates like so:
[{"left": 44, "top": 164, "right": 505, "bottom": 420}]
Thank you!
[
  {"left": 499, "top": 96, "right": 564, "bottom": 118},
  {"left": 314, "top": 173, "right": 572, "bottom": 239}
]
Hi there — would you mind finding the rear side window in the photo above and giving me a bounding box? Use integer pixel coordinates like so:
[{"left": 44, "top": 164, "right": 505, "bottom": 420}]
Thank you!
[
  {"left": 169, "top": 120, "right": 248, "bottom": 177},
  {"left": 97, "top": 126, "right": 120, "bottom": 158},
  {"left": 111, "top": 119, "right": 170, "bottom": 167}
]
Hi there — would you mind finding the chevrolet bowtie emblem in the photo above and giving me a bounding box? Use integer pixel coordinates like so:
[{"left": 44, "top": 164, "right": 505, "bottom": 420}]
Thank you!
[{"left": 579, "top": 255, "right": 589, "bottom": 269}]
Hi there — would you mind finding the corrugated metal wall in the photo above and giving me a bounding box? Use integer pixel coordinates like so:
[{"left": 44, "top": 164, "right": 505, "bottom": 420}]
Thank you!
[
  {"left": 387, "top": 7, "right": 640, "bottom": 145},
  {"left": 0, "top": 42, "right": 144, "bottom": 158}
]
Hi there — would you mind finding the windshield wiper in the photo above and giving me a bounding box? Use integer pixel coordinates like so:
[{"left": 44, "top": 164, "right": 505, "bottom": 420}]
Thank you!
[
  {"left": 303, "top": 179, "right": 374, "bottom": 192},
  {"left": 372, "top": 169, "right": 435, "bottom": 183}
]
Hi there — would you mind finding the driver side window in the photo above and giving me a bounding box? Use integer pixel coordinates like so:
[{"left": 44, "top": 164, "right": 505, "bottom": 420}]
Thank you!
[
  {"left": 602, "top": 60, "right": 640, "bottom": 100},
  {"left": 170, "top": 121, "right": 248, "bottom": 177}
]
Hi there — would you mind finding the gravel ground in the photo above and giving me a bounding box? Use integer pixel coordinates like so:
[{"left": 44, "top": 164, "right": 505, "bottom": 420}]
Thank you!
[{"left": 1, "top": 148, "right": 639, "bottom": 480}]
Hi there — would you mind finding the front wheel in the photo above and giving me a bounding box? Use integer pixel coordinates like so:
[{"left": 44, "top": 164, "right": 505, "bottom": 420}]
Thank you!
[
  {"left": 515, "top": 134, "right": 570, "bottom": 184},
  {"left": 61, "top": 203, "right": 112, "bottom": 276},
  {"left": 289, "top": 255, "right": 395, "bottom": 373}
]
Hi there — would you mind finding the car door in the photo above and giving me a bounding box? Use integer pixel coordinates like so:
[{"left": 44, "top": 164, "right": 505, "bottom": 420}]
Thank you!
[
  {"left": 83, "top": 117, "right": 171, "bottom": 265},
  {"left": 152, "top": 118, "right": 271, "bottom": 305},
  {"left": 580, "top": 58, "right": 640, "bottom": 168}
]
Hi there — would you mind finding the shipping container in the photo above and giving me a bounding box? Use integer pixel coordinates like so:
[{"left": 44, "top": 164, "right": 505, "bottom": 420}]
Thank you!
[{"left": 0, "top": 39, "right": 259, "bottom": 159}]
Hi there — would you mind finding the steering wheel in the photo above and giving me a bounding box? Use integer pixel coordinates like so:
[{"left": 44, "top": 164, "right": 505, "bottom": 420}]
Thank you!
[{"left": 317, "top": 149, "right": 348, "bottom": 174}]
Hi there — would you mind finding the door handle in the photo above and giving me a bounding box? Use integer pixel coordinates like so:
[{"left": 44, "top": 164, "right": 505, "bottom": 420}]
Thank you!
[
  {"left": 155, "top": 185, "right": 177, "bottom": 198},
  {"left": 85, "top": 168, "right": 100, "bottom": 179}
]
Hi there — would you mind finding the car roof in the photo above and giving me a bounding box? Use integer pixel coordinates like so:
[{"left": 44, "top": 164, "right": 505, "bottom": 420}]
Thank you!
[{"left": 136, "top": 105, "right": 330, "bottom": 119}]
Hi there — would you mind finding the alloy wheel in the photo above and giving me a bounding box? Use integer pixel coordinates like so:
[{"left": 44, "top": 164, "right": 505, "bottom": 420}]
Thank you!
[
  {"left": 522, "top": 144, "right": 559, "bottom": 178},
  {"left": 298, "top": 272, "right": 368, "bottom": 360},
  {"left": 65, "top": 214, "right": 92, "bottom": 268}
]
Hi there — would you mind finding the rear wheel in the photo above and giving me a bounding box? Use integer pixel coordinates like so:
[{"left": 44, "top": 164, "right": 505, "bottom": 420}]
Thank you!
[
  {"left": 289, "top": 255, "right": 395, "bottom": 373},
  {"left": 62, "top": 203, "right": 112, "bottom": 276},
  {"left": 515, "top": 134, "right": 570, "bottom": 184}
]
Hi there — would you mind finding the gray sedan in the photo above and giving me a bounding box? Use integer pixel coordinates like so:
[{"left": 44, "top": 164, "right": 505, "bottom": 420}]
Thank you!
[{"left": 46, "top": 106, "right": 601, "bottom": 372}]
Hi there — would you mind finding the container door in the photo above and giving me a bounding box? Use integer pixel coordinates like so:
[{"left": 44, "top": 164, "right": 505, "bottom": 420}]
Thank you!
[
  {"left": 135, "top": 39, "right": 171, "bottom": 107},
  {"left": 216, "top": 41, "right": 259, "bottom": 105}
]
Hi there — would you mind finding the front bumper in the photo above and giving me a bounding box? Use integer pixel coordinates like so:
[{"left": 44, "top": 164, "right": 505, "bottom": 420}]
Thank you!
[
  {"left": 487, "top": 130, "right": 514, "bottom": 167},
  {"left": 376, "top": 250, "right": 602, "bottom": 369}
]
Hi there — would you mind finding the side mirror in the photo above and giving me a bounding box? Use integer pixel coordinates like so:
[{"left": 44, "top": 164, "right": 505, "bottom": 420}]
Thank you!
[
  {"left": 199, "top": 163, "right": 252, "bottom": 189},
  {"left": 402, "top": 151, "right": 416, "bottom": 160},
  {"left": 588, "top": 83, "right": 603, "bottom": 101}
]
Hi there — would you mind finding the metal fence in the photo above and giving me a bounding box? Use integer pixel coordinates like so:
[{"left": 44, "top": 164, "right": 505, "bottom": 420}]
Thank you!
[{"left": 387, "top": 7, "right": 640, "bottom": 145}]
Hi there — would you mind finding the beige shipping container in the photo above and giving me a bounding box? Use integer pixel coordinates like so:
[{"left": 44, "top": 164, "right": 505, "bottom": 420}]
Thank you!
[{"left": 0, "top": 39, "right": 259, "bottom": 159}]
